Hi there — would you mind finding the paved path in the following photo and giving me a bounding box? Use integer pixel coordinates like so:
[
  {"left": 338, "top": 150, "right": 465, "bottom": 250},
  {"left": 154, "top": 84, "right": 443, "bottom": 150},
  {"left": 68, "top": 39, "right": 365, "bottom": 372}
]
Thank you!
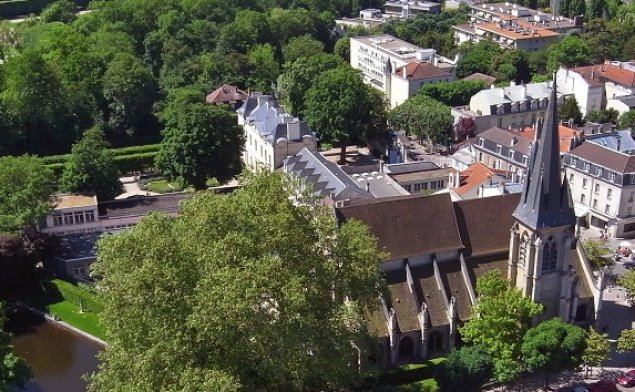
[{"left": 115, "top": 176, "right": 159, "bottom": 199}]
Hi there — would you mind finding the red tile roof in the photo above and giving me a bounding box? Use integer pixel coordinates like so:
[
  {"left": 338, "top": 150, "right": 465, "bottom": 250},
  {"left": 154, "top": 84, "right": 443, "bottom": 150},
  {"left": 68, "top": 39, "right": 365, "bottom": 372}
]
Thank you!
[
  {"left": 394, "top": 61, "right": 451, "bottom": 81},
  {"left": 573, "top": 63, "right": 635, "bottom": 88},
  {"left": 205, "top": 84, "right": 248, "bottom": 104},
  {"left": 514, "top": 125, "right": 582, "bottom": 153},
  {"left": 453, "top": 163, "right": 506, "bottom": 196}
]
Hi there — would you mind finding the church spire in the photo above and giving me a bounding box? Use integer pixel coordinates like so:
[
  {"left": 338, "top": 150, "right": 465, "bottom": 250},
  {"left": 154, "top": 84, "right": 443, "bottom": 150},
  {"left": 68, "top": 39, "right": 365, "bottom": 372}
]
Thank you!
[{"left": 512, "top": 74, "right": 575, "bottom": 230}]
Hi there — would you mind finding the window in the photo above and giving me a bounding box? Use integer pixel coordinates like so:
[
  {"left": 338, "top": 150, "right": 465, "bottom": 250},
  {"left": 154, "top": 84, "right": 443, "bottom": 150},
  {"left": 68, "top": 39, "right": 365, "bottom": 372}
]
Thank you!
[
  {"left": 522, "top": 156, "right": 528, "bottom": 165},
  {"left": 596, "top": 167, "right": 603, "bottom": 176},
  {"left": 542, "top": 237, "right": 558, "bottom": 271},
  {"left": 414, "top": 183, "right": 421, "bottom": 192},
  {"left": 582, "top": 178, "right": 587, "bottom": 188},
  {"left": 478, "top": 138, "right": 484, "bottom": 146},
  {"left": 438, "top": 180, "right": 445, "bottom": 188},
  {"left": 580, "top": 194, "right": 586, "bottom": 204},
  {"left": 478, "top": 152, "right": 483, "bottom": 161},
  {"left": 605, "top": 205, "right": 611, "bottom": 214},
  {"left": 571, "top": 157, "right": 578, "bottom": 166},
  {"left": 609, "top": 172, "right": 616, "bottom": 181},
  {"left": 496, "top": 145, "right": 502, "bottom": 154},
  {"left": 431, "top": 182, "right": 437, "bottom": 189},
  {"left": 593, "top": 199, "right": 598, "bottom": 208},
  {"left": 405, "top": 185, "right": 411, "bottom": 192},
  {"left": 63, "top": 213, "right": 73, "bottom": 225},
  {"left": 85, "top": 211, "right": 95, "bottom": 222},
  {"left": 74, "top": 212, "right": 84, "bottom": 224},
  {"left": 509, "top": 150, "right": 514, "bottom": 159},
  {"left": 594, "top": 184, "right": 600, "bottom": 194},
  {"left": 569, "top": 173, "right": 574, "bottom": 184},
  {"left": 53, "top": 214, "right": 63, "bottom": 226},
  {"left": 422, "top": 183, "right": 428, "bottom": 190},
  {"left": 518, "top": 234, "right": 529, "bottom": 266},
  {"left": 607, "top": 188, "right": 612, "bottom": 200},
  {"left": 584, "top": 163, "right": 590, "bottom": 172},
  {"left": 73, "top": 265, "right": 86, "bottom": 278},
  {"left": 631, "top": 175, "right": 635, "bottom": 185}
]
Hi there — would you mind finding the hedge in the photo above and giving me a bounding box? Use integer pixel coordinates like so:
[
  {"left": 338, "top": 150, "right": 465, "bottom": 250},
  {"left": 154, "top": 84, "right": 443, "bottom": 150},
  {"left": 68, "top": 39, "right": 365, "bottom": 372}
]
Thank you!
[
  {"left": 40, "top": 144, "right": 160, "bottom": 165},
  {"left": 46, "top": 162, "right": 66, "bottom": 179},
  {"left": 113, "top": 152, "right": 157, "bottom": 174},
  {"left": 42, "top": 154, "right": 71, "bottom": 165},
  {"left": 0, "top": 0, "right": 89, "bottom": 18}
]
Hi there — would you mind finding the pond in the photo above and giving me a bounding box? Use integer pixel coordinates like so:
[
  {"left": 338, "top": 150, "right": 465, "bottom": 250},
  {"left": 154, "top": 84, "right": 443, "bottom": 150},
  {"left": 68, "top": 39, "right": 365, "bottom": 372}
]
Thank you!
[{"left": 6, "top": 308, "right": 103, "bottom": 392}]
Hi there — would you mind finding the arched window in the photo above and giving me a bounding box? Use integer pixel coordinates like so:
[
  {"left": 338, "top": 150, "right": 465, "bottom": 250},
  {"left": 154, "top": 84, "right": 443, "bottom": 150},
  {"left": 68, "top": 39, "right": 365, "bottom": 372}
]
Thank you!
[
  {"left": 399, "top": 336, "right": 414, "bottom": 360},
  {"left": 542, "top": 237, "right": 558, "bottom": 271}
]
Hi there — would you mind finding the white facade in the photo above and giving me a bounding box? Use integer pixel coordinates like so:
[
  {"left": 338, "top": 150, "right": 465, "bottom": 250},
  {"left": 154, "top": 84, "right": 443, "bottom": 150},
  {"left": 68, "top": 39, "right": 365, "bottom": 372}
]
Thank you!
[
  {"left": 556, "top": 68, "right": 603, "bottom": 117},
  {"left": 41, "top": 195, "right": 100, "bottom": 236},
  {"left": 607, "top": 96, "right": 635, "bottom": 116},
  {"left": 389, "top": 63, "right": 455, "bottom": 107},
  {"left": 237, "top": 94, "right": 317, "bottom": 171}
]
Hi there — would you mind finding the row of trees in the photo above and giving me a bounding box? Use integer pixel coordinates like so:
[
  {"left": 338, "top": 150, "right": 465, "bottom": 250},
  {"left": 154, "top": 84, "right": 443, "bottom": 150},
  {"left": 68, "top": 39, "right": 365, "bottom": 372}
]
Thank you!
[
  {"left": 439, "top": 271, "right": 618, "bottom": 391},
  {"left": 559, "top": 97, "right": 635, "bottom": 130}
]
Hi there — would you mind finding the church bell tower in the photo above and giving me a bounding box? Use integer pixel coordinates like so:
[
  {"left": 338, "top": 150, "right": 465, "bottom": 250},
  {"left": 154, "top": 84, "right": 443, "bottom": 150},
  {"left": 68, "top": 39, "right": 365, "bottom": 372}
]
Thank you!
[{"left": 508, "top": 74, "right": 578, "bottom": 321}]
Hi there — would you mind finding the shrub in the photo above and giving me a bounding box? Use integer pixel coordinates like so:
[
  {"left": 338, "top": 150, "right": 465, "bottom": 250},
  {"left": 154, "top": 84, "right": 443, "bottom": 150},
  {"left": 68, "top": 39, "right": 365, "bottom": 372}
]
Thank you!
[{"left": 113, "top": 152, "right": 157, "bottom": 174}]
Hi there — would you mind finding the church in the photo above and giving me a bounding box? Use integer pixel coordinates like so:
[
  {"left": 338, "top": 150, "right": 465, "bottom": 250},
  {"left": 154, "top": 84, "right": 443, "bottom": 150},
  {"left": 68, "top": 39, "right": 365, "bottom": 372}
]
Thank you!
[{"left": 334, "top": 77, "right": 604, "bottom": 364}]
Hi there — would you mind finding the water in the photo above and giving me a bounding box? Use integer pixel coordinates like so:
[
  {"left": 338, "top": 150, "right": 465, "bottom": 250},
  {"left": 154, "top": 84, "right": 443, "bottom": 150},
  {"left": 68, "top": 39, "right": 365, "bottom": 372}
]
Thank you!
[{"left": 6, "top": 308, "right": 103, "bottom": 392}]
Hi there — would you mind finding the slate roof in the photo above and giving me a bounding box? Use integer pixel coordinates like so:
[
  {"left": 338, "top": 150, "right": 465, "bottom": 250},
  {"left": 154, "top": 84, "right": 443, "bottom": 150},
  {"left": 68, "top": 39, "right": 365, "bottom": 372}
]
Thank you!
[
  {"left": 411, "top": 264, "right": 448, "bottom": 327},
  {"left": 471, "top": 81, "right": 568, "bottom": 108},
  {"left": 585, "top": 131, "right": 635, "bottom": 153},
  {"left": 205, "top": 84, "right": 248, "bottom": 104},
  {"left": 237, "top": 94, "right": 315, "bottom": 145},
  {"left": 385, "top": 269, "right": 420, "bottom": 332},
  {"left": 513, "top": 76, "right": 576, "bottom": 230},
  {"left": 335, "top": 194, "right": 463, "bottom": 260},
  {"left": 98, "top": 193, "right": 190, "bottom": 218},
  {"left": 437, "top": 259, "right": 471, "bottom": 321},
  {"left": 56, "top": 232, "right": 102, "bottom": 261},
  {"left": 465, "top": 253, "right": 510, "bottom": 290},
  {"left": 283, "top": 148, "right": 373, "bottom": 201},
  {"left": 567, "top": 141, "right": 635, "bottom": 174},
  {"left": 453, "top": 193, "right": 520, "bottom": 257}
]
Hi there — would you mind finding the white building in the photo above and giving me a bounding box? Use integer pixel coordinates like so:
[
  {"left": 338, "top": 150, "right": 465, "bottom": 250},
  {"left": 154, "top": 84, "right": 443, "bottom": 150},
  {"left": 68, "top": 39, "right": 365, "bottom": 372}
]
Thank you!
[
  {"left": 556, "top": 67, "right": 604, "bottom": 117},
  {"left": 564, "top": 131, "right": 635, "bottom": 238},
  {"left": 607, "top": 95, "right": 635, "bottom": 116},
  {"left": 237, "top": 94, "right": 317, "bottom": 171},
  {"left": 350, "top": 35, "right": 457, "bottom": 107},
  {"left": 384, "top": 0, "right": 441, "bottom": 16},
  {"left": 571, "top": 61, "right": 635, "bottom": 103}
]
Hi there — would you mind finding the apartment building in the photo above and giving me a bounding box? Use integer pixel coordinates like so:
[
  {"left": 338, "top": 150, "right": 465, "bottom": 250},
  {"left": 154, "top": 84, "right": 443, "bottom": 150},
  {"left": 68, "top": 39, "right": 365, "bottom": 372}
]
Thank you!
[
  {"left": 469, "top": 2, "right": 582, "bottom": 33},
  {"left": 571, "top": 61, "right": 635, "bottom": 101},
  {"left": 384, "top": 0, "right": 441, "bottom": 16},
  {"left": 237, "top": 94, "right": 317, "bottom": 171},
  {"left": 350, "top": 35, "right": 457, "bottom": 107},
  {"left": 564, "top": 131, "right": 635, "bottom": 238},
  {"left": 556, "top": 68, "right": 604, "bottom": 117}
]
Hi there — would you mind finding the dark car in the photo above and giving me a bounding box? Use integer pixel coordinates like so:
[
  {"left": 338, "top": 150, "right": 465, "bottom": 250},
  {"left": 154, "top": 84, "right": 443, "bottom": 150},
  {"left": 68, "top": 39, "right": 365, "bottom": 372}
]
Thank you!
[
  {"left": 618, "top": 369, "right": 635, "bottom": 387},
  {"left": 587, "top": 380, "right": 617, "bottom": 392},
  {"left": 624, "top": 261, "right": 635, "bottom": 270}
]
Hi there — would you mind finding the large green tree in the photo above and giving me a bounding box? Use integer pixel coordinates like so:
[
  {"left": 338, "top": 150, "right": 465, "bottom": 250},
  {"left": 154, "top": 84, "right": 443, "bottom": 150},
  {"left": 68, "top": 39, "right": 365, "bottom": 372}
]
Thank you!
[
  {"left": 418, "top": 80, "right": 486, "bottom": 107},
  {"left": 438, "top": 346, "right": 493, "bottom": 392},
  {"left": 40, "top": 0, "right": 77, "bottom": 23},
  {"left": 582, "top": 239, "right": 613, "bottom": 270},
  {"left": 521, "top": 318, "right": 586, "bottom": 388},
  {"left": 582, "top": 327, "right": 610, "bottom": 375},
  {"left": 0, "top": 303, "right": 31, "bottom": 391},
  {"left": 304, "top": 66, "right": 387, "bottom": 164},
  {"left": 89, "top": 172, "right": 385, "bottom": 392},
  {"left": 618, "top": 270, "right": 635, "bottom": 301},
  {"left": 156, "top": 91, "right": 244, "bottom": 190},
  {"left": 276, "top": 53, "right": 343, "bottom": 116},
  {"left": 617, "top": 329, "right": 635, "bottom": 364},
  {"left": 559, "top": 97, "right": 584, "bottom": 126},
  {"left": 389, "top": 95, "right": 452, "bottom": 149},
  {"left": 459, "top": 271, "right": 543, "bottom": 383},
  {"left": 586, "top": 109, "right": 620, "bottom": 124},
  {"left": 618, "top": 110, "right": 635, "bottom": 130},
  {"left": 0, "top": 156, "right": 53, "bottom": 234},
  {"left": 61, "top": 128, "right": 122, "bottom": 201},
  {"left": 282, "top": 34, "right": 325, "bottom": 65},
  {"left": 547, "top": 35, "right": 591, "bottom": 71}
]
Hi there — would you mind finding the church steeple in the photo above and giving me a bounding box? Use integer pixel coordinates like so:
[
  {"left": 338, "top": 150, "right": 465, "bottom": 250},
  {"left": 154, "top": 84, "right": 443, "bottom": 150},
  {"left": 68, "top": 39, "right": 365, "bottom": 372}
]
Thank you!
[{"left": 512, "top": 74, "right": 575, "bottom": 230}]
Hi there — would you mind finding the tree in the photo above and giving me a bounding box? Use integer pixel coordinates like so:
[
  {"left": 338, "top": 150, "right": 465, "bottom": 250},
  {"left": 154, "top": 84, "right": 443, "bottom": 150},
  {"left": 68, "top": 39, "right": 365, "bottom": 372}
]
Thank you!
[
  {"left": 156, "top": 96, "right": 244, "bottom": 190},
  {"left": 438, "top": 346, "right": 493, "bottom": 392},
  {"left": 389, "top": 96, "right": 452, "bottom": 149},
  {"left": 89, "top": 172, "right": 386, "bottom": 392},
  {"left": 454, "top": 116, "right": 476, "bottom": 142},
  {"left": 40, "top": 0, "right": 77, "bottom": 23},
  {"left": 455, "top": 41, "right": 501, "bottom": 79},
  {"left": 282, "top": 34, "right": 325, "bottom": 64},
  {"left": 618, "top": 270, "right": 635, "bottom": 302},
  {"left": 459, "top": 270, "right": 543, "bottom": 383},
  {"left": 617, "top": 329, "right": 635, "bottom": 364},
  {"left": 582, "top": 239, "right": 613, "bottom": 270},
  {"left": 61, "top": 128, "right": 122, "bottom": 201},
  {"left": 547, "top": 35, "right": 591, "bottom": 71},
  {"left": 276, "top": 53, "right": 343, "bottom": 116},
  {"left": 418, "top": 80, "right": 487, "bottom": 107},
  {"left": 334, "top": 37, "right": 350, "bottom": 62},
  {"left": 247, "top": 43, "right": 280, "bottom": 92},
  {"left": 0, "top": 156, "right": 53, "bottom": 234},
  {"left": 559, "top": 97, "right": 584, "bottom": 126},
  {"left": 0, "top": 303, "right": 31, "bottom": 391},
  {"left": 102, "top": 53, "right": 157, "bottom": 137},
  {"left": 582, "top": 327, "right": 610, "bottom": 375},
  {"left": 618, "top": 110, "right": 635, "bottom": 130},
  {"left": 304, "top": 66, "right": 387, "bottom": 164},
  {"left": 521, "top": 318, "right": 586, "bottom": 388},
  {"left": 586, "top": 109, "right": 620, "bottom": 124}
]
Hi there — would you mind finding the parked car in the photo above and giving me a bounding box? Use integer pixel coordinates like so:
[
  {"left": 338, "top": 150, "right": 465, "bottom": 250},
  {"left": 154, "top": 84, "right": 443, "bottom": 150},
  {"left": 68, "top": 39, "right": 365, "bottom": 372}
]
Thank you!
[
  {"left": 587, "top": 380, "right": 617, "bottom": 392},
  {"left": 618, "top": 369, "right": 635, "bottom": 387},
  {"left": 624, "top": 261, "right": 635, "bottom": 270}
]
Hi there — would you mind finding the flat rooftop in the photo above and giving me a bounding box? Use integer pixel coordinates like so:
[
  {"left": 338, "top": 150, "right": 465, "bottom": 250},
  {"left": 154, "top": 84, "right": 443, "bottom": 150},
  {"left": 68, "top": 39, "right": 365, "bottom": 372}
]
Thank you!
[
  {"left": 352, "top": 34, "right": 433, "bottom": 60},
  {"left": 476, "top": 22, "right": 559, "bottom": 40},
  {"left": 54, "top": 194, "right": 98, "bottom": 210},
  {"left": 98, "top": 193, "right": 191, "bottom": 218}
]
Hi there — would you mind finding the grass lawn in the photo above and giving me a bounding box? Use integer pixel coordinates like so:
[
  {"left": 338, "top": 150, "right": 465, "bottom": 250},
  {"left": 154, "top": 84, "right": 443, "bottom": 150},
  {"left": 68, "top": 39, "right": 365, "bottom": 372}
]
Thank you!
[
  {"left": 19, "top": 279, "right": 106, "bottom": 341},
  {"left": 145, "top": 179, "right": 183, "bottom": 193}
]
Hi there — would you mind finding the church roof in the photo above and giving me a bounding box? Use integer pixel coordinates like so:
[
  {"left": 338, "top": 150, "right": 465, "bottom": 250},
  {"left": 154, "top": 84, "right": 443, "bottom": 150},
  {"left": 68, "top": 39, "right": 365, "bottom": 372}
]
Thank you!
[
  {"left": 335, "top": 194, "right": 463, "bottom": 260},
  {"left": 512, "top": 75, "right": 576, "bottom": 230}
]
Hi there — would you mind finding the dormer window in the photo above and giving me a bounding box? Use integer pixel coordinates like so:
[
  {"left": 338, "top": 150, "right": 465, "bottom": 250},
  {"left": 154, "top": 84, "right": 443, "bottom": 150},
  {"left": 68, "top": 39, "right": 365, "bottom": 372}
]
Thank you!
[
  {"left": 609, "top": 172, "right": 616, "bottom": 181},
  {"left": 497, "top": 144, "right": 502, "bottom": 154},
  {"left": 584, "top": 163, "right": 590, "bottom": 172},
  {"left": 479, "top": 138, "right": 484, "bottom": 146},
  {"left": 596, "top": 167, "right": 603, "bottom": 176}
]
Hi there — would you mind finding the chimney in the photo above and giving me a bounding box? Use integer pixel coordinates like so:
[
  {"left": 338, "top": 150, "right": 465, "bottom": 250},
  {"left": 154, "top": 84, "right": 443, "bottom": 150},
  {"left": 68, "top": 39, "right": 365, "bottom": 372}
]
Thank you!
[
  {"left": 568, "top": 118, "right": 573, "bottom": 128},
  {"left": 287, "top": 121, "right": 301, "bottom": 141},
  {"left": 379, "top": 160, "right": 384, "bottom": 173},
  {"left": 402, "top": 66, "right": 407, "bottom": 78},
  {"left": 257, "top": 95, "right": 269, "bottom": 106},
  {"left": 617, "top": 135, "right": 622, "bottom": 151},
  {"left": 490, "top": 83, "right": 496, "bottom": 89}
]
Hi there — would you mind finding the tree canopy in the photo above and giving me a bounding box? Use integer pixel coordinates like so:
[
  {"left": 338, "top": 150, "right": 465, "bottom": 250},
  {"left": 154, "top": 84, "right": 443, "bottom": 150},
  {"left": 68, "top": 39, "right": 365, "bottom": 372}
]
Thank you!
[
  {"left": 582, "top": 239, "right": 612, "bottom": 270},
  {"left": 156, "top": 92, "right": 244, "bottom": 190},
  {"left": 1, "top": 303, "right": 31, "bottom": 391},
  {"left": 618, "top": 111, "right": 635, "bottom": 130},
  {"left": 438, "top": 346, "right": 493, "bottom": 392},
  {"left": 418, "top": 80, "right": 487, "bottom": 107},
  {"left": 89, "top": 172, "right": 386, "bottom": 392},
  {"left": 389, "top": 95, "right": 452, "bottom": 149},
  {"left": 559, "top": 97, "right": 584, "bottom": 127},
  {"left": 582, "top": 327, "right": 610, "bottom": 374},
  {"left": 459, "top": 270, "right": 543, "bottom": 382},
  {"left": 304, "top": 66, "right": 387, "bottom": 164},
  {"left": 0, "top": 156, "right": 53, "bottom": 234},
  {"left": 61, "top": 128, "right": 122, "bottom": 201}
]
